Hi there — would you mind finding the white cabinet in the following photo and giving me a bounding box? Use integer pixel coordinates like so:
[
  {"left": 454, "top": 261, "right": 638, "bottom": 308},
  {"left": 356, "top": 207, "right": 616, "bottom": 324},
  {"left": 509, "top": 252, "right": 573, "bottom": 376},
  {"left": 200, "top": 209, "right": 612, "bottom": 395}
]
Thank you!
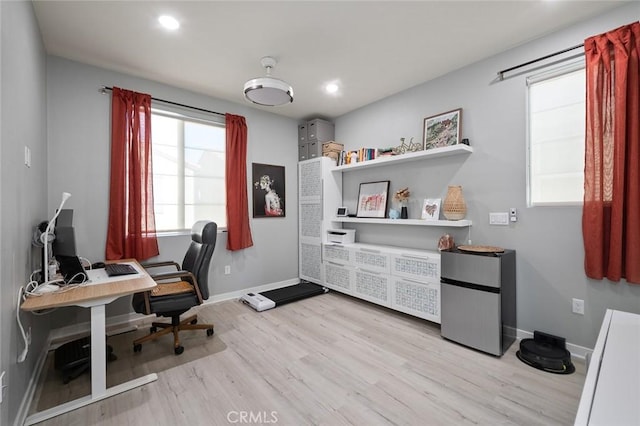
[
  {"left": 575, "top": 310, "right": 640, "bottom": 425},
  {"left": 298, "top": 157, "right": 342, "bottom": 284},
  {"left": 322, "top": 243, "right": 441, "bottom": 323}
]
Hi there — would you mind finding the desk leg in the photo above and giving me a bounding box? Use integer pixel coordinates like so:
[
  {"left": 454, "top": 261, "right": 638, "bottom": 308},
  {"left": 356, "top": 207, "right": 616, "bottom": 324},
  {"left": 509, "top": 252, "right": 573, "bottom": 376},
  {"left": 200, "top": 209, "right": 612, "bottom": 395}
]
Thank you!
[
  {"left": 91, "top": 304, "right": 107, "bottom": 397},
  {"left": 24, "top": 304, "right": 158, "bottom": 425}
]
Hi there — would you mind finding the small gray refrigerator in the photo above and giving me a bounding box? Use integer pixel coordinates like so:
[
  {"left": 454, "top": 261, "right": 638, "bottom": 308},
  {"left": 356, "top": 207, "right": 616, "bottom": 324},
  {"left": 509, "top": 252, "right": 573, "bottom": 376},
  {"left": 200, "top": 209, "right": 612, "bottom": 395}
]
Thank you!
[{"left": 440, "top": 248, "right": 516, "bottom": 356}]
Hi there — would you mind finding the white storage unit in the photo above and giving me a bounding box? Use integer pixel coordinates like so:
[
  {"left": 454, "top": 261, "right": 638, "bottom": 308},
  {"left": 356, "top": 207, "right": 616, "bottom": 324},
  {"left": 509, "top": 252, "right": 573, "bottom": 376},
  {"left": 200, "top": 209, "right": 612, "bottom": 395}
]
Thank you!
[
  {"left": 321, "top": 243, "right": 441, "bottom": 323},
  {"left": 298, "top": 157, "right": 342, "bottom": 284},
  {"left": 575, "top": 309, "right": 640, "bottom": 425}
]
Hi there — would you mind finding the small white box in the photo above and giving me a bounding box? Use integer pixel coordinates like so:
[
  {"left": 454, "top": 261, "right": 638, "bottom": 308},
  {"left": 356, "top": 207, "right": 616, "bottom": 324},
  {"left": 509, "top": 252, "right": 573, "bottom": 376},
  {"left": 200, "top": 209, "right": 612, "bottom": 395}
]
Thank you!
[{"left": 326, "top": 229, "right": 355, "bottom": 244}]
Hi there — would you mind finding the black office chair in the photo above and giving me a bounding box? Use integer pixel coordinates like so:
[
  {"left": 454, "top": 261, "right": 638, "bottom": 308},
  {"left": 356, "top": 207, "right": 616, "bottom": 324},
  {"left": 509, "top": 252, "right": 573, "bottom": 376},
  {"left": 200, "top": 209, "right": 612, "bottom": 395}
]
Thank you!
[{"left": 132, "top": 221, "right": 217, "bottom": 355}]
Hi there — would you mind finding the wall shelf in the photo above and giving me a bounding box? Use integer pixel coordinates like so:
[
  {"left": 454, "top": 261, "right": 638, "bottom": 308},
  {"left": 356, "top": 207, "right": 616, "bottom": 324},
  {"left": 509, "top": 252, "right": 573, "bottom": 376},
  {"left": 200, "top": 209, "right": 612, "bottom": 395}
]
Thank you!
[
  {"left": 333, "top": 217, "right": 472, "bottom": 227},
  {"left": 332, "top": 144, "right": 473, "bottom": 173}
]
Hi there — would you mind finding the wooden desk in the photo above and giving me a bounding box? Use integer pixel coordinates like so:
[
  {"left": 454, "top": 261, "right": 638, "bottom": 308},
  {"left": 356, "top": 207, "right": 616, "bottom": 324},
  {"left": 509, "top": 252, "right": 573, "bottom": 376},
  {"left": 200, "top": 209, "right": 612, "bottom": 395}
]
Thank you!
[
  {"left": 21, "top": 259, "right": 157, "bottom": 425},
  {"left": 574, "top": 309, "right": 640, "bottom": 425}
]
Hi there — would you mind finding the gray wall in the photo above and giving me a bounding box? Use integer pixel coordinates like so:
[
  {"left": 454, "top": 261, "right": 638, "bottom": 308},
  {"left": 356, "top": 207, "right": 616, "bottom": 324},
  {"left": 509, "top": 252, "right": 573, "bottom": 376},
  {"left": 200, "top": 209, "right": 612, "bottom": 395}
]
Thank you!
[
  {"left": 335, "top": 3, "right": 640, "bottom": 349},
  {"left": 1, "top": 1, "right": 48, "bottom": 424},
  {"left": 45, "top": 56, "right": 300, "bottom": 327}
]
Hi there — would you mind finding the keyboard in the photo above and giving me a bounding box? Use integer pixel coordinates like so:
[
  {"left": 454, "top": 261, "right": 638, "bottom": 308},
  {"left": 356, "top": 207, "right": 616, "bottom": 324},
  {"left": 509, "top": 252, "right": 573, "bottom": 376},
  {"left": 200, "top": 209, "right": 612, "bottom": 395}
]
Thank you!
[{"left": 104, "top": 263, "right": 137, "bottom": 277}]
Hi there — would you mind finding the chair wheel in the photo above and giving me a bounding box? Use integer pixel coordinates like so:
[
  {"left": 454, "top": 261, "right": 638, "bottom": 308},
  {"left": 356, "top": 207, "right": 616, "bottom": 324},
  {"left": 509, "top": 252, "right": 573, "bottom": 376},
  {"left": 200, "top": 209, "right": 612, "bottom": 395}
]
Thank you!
[
  {"left": 133, "top": 343, "right": 142, "bottom": 353},
  {"left": 174, "top": 345, "right": 184, "bottom": 355},
  {"left": 207, "top": 328, "right": 214, "bottom": 337},
  {"left": 190, "top": 319, "right": 198, "bottom": 325},
  {"left": 150, "top": 326, "right": 157, "bottom": 333}
]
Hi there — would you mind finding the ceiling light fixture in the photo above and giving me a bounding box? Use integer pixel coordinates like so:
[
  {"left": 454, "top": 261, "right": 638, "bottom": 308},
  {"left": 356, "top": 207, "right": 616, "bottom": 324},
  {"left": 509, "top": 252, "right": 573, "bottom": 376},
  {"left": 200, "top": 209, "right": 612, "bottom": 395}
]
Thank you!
[
  {"left": 158, "top": 15, "right": 180, "bottom": 30},
  {"left": 325, "top": 83, "right": 339, "bottom": 94},
  {"left": 244, "top": 57, "right": 294, "bottom": 106}
]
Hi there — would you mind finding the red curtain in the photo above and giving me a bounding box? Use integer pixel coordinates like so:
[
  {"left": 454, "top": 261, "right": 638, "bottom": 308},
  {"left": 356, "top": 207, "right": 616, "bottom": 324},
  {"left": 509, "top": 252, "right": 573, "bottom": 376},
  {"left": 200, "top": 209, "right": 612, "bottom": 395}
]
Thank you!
[
  {"left": 225, "top": 114, "right": 254, "bottom": 250},
  {"left": 583, "top": 22, "right": 640, "bottom": 284},
  {"left": 106, "top": 87, "right": 159, "bottom": 261}
]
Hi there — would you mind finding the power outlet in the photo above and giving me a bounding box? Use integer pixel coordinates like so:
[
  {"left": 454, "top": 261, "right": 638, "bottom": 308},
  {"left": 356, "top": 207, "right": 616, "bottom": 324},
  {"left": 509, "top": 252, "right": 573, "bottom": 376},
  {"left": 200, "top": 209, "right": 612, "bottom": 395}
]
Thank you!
[
  {"left": 224, "top": 265, "right": 231, "bottom": 275},
  {"left": 572, "top": 298, "right": 585, "bottom": 315}
]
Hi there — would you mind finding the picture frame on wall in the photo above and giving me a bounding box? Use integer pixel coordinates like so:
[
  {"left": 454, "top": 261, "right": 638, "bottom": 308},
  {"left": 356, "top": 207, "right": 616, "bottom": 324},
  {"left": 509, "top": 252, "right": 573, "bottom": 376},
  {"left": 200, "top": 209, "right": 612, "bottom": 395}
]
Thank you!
[
  {"left": 252, "top": 163, "right": 285, "bottom": 218},
  {"left": 356, "top": 181, "right": 390, "bottom": 218},
  {"left": 423, "top": 108, "right": 462, "bottom": 150},
  {"left": 421, "top": 198, "right": 441, "bottom": 220}
]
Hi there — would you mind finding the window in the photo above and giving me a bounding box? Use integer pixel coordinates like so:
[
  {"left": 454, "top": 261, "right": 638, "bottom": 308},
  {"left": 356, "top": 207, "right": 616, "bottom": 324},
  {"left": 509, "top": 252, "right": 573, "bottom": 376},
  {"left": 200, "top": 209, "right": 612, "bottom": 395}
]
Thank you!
[
  {"left": 527, "top": 61, "right": 585, "bottom": 206},
  {"left": 151, "top": 109, "right": 226, "bottom": 231}
]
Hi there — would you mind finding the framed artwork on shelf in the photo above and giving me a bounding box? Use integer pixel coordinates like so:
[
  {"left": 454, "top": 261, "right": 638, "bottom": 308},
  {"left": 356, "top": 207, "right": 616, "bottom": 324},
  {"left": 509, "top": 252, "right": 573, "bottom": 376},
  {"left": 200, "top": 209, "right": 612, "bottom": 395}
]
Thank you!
[
  {"left": 423, "top": 108, "right": 462, "bottom": 150},
  {"left": 356, "top": 181, "right": 390, "bottom": 218},
  {"left": 252, "top": 163, "right": 285, "bottom": 218},
  {"left": 421, "top": 198, "right": 441, "bottom": 220}
]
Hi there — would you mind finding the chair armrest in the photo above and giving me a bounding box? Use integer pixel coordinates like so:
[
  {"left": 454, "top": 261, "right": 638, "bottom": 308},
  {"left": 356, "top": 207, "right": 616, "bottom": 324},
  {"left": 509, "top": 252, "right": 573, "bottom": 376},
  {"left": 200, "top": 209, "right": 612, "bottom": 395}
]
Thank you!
[
  {"left": 150, "top": 270, "right": 196, "bottom": 283},
  {"left": 142, "top": 261, "right": 180, "bottom": 271}
]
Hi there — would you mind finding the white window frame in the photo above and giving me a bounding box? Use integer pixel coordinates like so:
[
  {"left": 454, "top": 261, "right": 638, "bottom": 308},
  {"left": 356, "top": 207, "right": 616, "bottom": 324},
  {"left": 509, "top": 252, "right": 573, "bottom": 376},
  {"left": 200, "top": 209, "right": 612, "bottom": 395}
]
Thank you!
[
  {"left": 526, "top": 58, "right": 586, "bottom": 207},
  {"left": 151, "top": 106, "right": 226, "bottom": 234}
]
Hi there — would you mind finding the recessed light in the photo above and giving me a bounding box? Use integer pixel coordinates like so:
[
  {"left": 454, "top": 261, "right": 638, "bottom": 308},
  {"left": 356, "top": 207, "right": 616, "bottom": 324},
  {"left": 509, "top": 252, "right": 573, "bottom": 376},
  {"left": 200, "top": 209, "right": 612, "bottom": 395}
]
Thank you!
[
  {"left": 158, "top": 15, "right": 180, "bottom": 31},
  {"left": 325, "top": 83, "right": 339, "bottom": 94}
]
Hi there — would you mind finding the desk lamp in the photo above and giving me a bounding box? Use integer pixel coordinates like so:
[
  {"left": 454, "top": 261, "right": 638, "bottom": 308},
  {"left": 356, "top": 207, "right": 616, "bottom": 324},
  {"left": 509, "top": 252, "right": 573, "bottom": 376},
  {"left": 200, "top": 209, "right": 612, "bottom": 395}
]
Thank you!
[{"left": 41, "top": 192, "right": 71, "bottom": 284}]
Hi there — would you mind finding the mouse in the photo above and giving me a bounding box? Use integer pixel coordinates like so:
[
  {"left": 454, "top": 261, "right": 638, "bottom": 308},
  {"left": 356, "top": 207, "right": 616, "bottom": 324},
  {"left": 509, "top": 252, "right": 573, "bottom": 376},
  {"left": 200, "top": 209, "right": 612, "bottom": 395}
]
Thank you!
[
  {"left": 36, "top": 283, "right": 60, "bottom": 294},
  {"left": 91, "top": 262, "right": 106, "bottom": 269}
]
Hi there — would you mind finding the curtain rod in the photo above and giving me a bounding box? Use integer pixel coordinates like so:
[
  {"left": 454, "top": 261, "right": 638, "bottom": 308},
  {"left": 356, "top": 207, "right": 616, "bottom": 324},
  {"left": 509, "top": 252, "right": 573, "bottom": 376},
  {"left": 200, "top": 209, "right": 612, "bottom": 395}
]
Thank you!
[
  {"left": 100, "top": 86, "right": 225, "bottom": 117},
  {"left": 497, "top": 43, "right": 584, "bottom": 80}
]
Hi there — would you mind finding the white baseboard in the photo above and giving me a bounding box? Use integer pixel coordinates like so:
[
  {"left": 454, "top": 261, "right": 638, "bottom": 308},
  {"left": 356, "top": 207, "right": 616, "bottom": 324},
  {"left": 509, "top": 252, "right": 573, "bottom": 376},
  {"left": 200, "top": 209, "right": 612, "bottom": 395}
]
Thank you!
[
  {"left": 13, "top": 335, "right": 54, "bottom": 426},
  {"left": 516, "top": 329, "right": 592, "bottom": 361}
]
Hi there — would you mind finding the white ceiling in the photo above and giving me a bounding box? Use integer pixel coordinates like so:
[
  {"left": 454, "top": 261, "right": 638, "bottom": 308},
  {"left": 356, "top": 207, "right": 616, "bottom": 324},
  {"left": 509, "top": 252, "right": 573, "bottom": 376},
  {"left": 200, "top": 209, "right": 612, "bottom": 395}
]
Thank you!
[{"left": 32, "top": 1, "right": 627, "bottom": 121}]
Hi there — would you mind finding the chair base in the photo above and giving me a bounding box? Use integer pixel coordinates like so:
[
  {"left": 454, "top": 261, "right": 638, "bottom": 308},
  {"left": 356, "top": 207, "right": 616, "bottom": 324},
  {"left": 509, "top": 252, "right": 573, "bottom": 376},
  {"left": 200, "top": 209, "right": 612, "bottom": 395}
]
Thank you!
[{"left": 132, "top": 314, "right": 214, "bottom": 355}]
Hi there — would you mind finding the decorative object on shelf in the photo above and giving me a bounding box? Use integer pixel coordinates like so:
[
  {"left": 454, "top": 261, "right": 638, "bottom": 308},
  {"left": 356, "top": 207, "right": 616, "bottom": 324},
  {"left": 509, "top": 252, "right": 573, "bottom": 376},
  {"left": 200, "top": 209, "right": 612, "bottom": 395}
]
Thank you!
[
  {"left": 421, "top": 198, "right": 441, "bottom": 220},
  {"left": 438, "top": 233, "right": 455, "bottom": 251},
  {"left": 252, "top": 163, "right": 285, "bottom": 217},
  {"left": 356, "top": 180, "right": 390, "bottom": 218},
  {"left": 442, "top": 185, "right": 467, "bottom": 220},
  {"left": 394, "top": 187, "right": 411, "bottom": 219},
  {"left": 389, "top": 208, "right": 401, "bottom": 219},
  {"left": 423, "top": 108, "right": 462, "bottom": 150},
  {"left": 394, "top": 137, "right": 422, "bottom": 155}
]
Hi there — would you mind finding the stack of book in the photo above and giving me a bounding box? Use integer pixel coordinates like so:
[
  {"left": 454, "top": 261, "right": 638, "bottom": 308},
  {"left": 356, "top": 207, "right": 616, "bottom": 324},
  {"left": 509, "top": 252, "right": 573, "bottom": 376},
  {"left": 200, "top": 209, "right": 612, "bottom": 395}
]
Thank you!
[{"left": 337, "top": 147, "right": 380, "bottom": 166}]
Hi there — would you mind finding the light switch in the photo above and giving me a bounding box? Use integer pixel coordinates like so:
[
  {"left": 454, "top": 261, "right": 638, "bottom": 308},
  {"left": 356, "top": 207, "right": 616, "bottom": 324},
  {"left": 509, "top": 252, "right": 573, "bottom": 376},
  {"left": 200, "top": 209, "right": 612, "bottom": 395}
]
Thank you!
[{"left": 489, "top": 212, "right": 509, "bottom": 225}]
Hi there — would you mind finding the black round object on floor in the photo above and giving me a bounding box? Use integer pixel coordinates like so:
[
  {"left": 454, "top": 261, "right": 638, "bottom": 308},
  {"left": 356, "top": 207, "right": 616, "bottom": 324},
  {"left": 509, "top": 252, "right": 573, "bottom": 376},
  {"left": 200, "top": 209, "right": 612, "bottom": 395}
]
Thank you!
[{"left": 516, "top": 338, "right": 575, "bottom": 374}]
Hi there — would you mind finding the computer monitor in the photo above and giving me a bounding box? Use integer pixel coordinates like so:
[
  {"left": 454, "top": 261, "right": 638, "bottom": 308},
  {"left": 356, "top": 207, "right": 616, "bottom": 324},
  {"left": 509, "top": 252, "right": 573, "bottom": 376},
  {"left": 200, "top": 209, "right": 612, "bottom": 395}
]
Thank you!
[{"left": 52, "top": 209, "right": 77, "bottom": 257}]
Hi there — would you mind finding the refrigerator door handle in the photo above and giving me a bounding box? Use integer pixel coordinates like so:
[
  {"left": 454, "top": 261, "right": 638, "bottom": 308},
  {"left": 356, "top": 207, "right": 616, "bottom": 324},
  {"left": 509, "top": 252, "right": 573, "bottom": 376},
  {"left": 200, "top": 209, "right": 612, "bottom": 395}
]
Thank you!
[{"left": 441, "top": 277, "right": 500, "bottom": 294}]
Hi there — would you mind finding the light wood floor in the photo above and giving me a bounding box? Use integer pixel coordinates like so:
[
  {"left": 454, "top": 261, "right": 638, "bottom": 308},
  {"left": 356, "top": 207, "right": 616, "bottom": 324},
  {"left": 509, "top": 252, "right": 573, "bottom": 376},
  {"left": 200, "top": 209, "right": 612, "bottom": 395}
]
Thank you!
[{"left": 30, "top": 292, "right": 585, "bottom": 425}]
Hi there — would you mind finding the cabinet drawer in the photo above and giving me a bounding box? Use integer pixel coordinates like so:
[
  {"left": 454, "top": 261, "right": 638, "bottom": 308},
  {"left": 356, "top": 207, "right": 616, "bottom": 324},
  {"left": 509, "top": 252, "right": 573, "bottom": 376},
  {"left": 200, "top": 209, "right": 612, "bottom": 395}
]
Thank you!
[
  {"left": 353, "top": 247, "right": 390, "bottom": 274},
  {"left": 391, "top": 251, "right": 440, "bottom": 283},
  {"left": 391, "top": 277, "right": 440, "bottom": 323},
  {"left": 323, "top": 244, "right": 353, "bottom": 265},
  {"left": 354, "top": 269, "right": 390, "bottom": 307},
  {"left": 323, "top": 262, "right": 354, "bottom": 295}
]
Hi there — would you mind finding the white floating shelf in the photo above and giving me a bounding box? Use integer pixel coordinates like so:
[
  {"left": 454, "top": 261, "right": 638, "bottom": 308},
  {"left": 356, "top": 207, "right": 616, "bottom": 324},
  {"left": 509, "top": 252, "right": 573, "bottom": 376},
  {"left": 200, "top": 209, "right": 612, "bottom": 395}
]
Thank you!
[
  {"left": 332, "top": 217, "right": 472, "bottom": 227},
  {"left": 332, "top": 144, "right": 473, "bottom": 173}
]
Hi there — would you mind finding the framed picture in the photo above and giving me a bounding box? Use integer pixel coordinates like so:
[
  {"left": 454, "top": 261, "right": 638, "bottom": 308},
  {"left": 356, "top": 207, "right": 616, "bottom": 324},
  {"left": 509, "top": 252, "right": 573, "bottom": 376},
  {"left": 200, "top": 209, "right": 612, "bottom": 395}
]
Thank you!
[
  {"left": 423, "top": 108, "right": 462, "bottom": 150},
  {"left": 422, "top": 198, "right": 441, "bottom": 220},
  {"left": 356, "top": 181, "right": 390, "bottom": 218},
  {"left": 252, "top": 163, "right": 285, "bottom": 218}
]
